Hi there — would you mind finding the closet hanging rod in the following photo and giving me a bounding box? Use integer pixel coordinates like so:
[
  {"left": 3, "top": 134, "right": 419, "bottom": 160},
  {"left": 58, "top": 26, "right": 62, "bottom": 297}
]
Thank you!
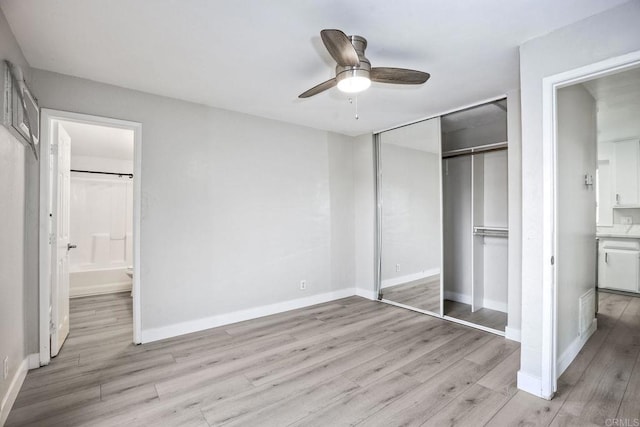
[
  {"left": 71, "top": 169, "right": 133, "bottom": 178},
  {"left": 442, "top": 141, "right": 508, "bottom": 159},
  {"left": 473, "top": 226, "right": 508, "bottom": 238}
]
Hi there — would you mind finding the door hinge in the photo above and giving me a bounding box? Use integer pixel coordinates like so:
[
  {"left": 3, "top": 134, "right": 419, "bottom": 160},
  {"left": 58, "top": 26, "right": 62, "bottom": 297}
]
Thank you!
[
  {"left": 49, "top": 320, "right": 56, "bottom": 334},
  {"left": 551, "top": 256, "right": 555, "bottom": 265},
  {"left": 50, "top": 143, "right": 58, "bottom": 155},
  {"left": 49, "top": 232, "right": 55, "bottom": 244}
]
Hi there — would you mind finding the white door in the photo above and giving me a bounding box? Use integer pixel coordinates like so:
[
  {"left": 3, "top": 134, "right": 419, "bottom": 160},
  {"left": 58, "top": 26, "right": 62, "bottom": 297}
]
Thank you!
[{"left": 51, "top": 121, "right": 71, "bottom": 357}]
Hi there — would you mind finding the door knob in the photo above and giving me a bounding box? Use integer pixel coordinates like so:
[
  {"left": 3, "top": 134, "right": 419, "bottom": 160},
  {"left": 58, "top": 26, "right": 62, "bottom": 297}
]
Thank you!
[{"left": 67, "top": 243, "right": 77, "bottom": 250}]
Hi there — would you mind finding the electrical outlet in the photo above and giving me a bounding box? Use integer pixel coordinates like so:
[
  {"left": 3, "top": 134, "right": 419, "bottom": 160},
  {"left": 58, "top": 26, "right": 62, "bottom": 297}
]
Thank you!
[
  {"left": 300, "top": 280, "right": 306, "bottom": 290},
  {"left": 395, "top": 264, "right": 400, "bottom": 272},
  {"left": 3, "top": 356, "right": 8, "bottom": 380},
  {"left": 622, "top": 216, "right": 633, "bottom": 225}
]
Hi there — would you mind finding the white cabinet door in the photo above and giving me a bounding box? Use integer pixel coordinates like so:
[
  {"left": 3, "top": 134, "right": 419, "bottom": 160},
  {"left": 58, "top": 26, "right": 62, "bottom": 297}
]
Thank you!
[
  {"left": 600, "top": 248, "right": 640, "bottom": 292},
  {"left": 614, "top": 139, "right": 639, "bottom": 206}
]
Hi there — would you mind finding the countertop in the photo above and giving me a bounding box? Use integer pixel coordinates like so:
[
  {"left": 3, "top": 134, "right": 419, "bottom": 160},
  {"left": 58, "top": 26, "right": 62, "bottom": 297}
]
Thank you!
[
  {"left": 597, "top": 233, "right": 640, "bottom": 239},
  {"left": 597, "top": 225, "right": 640, "bottom": 239}
]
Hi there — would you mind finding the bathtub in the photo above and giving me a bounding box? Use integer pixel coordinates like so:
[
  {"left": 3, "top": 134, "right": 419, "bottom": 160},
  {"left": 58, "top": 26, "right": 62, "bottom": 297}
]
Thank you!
[{"left": 69, "top": 266, "right": 132, "bottom": 298}]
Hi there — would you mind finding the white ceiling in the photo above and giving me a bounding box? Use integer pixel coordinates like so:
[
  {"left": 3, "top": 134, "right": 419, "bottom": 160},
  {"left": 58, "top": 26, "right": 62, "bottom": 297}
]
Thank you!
[
  {"left": 582, "top": 66, "right": 640, "bottom": 142},
  {"left": 1, "top": 0, "right": 629, "bottom": 136},
  {"left": 61, "top": 120, "right": 133, "bottom": 160}
]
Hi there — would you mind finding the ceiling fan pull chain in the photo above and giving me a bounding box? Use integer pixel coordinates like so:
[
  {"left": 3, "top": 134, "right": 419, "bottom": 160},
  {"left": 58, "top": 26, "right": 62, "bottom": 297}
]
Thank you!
[
  {"left": 355, "top": 96, "right": 359, "bottom": 120},
  {"left": 348, "top": 96, "right": 359, "bottom": 120}
]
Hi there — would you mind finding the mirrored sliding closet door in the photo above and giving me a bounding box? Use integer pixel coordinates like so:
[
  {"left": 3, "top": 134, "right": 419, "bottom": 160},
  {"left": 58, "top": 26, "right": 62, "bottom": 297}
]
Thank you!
[{"left": 376, "top": 117, "right": 443, "bottom": 315}]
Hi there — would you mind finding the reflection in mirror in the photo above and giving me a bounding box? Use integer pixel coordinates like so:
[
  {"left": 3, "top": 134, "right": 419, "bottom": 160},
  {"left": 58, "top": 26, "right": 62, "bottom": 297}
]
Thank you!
[{"left": 378, "top": 117, "right": 442, "bottom": 314}]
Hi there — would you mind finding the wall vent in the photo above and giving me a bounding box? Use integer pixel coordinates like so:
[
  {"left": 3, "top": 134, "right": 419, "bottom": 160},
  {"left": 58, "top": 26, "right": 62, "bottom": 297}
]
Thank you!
[{"left": 579, "top": 288, "right": 596, "bottom": 336}]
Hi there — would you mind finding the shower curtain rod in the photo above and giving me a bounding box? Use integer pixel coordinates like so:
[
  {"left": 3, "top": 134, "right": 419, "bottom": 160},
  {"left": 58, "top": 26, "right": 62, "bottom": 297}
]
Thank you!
[{"left": 71, "top": 169, "right": 133, "bottom": 178}]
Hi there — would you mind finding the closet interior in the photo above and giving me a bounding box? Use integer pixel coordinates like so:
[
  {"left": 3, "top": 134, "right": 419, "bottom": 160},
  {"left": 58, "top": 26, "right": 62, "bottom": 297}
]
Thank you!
[
  {"left": 375, "top": 98, "right": 509, "bottom": 335},
  {"left": 441, "top": 100, "right": 509, "bottom": 332}
]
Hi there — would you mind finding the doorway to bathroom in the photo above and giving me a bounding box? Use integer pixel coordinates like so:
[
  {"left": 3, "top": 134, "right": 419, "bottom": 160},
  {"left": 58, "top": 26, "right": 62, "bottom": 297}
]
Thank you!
[{"left": 39, "top": 110, "right": 142, "bottom": 365}]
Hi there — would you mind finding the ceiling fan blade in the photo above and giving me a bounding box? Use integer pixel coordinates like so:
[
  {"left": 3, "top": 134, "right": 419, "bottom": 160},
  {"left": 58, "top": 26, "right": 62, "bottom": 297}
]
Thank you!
[
  {"left": 371, "top": 67, "right": 431, "bottom": 85},
  {"left": 298, "top": 78, "right": 337, "bottom": 98},
  {"left": 320, "top": 29, "right": 360, "bottom": 67}
]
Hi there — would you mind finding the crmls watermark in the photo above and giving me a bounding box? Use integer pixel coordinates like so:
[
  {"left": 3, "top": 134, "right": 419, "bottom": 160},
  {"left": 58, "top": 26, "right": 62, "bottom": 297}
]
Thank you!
[{"left": 605, "top": 419, "right": 640, "bottom": 427}]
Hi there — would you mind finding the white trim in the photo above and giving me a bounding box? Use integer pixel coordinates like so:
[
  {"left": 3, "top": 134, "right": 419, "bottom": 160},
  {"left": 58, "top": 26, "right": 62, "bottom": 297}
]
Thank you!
[
  {"left": 374, "top": 93, "right": 508, "bottom": 134},
  {"left": 70, "top": 282, "right": 132, "bottom": 298},
  {"left": 444, "top": 291, "right": 507, "bottom": 313},
  {"left": 482, "top": 298, "right": 507, "bottom": 313},
  {"left": 438, "top": 117, "right": 445, "bottom": 318},
  {"left": 379, "top": 298, "right": 505, "bottom": 337},
  {"left": 504, "top": 326, "right": 521, "bottom": 342},
  {"left": 380, "top": 298, "right": 441, "bottom": 318},
  {"left": 540, "top": 50, "right": 640, "bottom": 399},
  {"left": 442, "top": 315, "right": 506, "bottom": 336},
  {"left": 444, "top": 290, "right": 472, "bottom": 305},
  {"left": 556, "top": 318, "right": 597, "bottom": 378},
  {"left": 355, "top": 287, "right": 377, "bottom": 300},
  {"left": 140, "top": 288, "right": 355, "bottom": 343},
  {"left": 517, "top": 370, "right": 553, "bottom": 400},
  {"left": 381, "top": 269, "right": 440, "bottom": 288},
  {"left": 27, "top": 353, "right": 40, "bottom": 370},
  {"left": 39, "top": 109, "right": 143, "bottom": 367},
  {"left": 0, "top": 357, "right": 29, "bottom": 426}
]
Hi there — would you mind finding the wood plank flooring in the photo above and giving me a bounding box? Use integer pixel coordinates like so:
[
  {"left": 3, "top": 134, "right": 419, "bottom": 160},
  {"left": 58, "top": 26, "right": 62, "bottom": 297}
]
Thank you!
[
  {"left": 7, "top": 291, "right": 640, "bottom": 426},
  {"left": 444, "top": 300, "right": 508, "bottom": 331},
  {"left": 381, "top": 276, "right": 441, "bottom": 313}
]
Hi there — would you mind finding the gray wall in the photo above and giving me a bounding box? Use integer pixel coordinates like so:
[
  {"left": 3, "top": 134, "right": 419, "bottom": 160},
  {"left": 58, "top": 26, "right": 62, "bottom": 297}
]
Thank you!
[
  {"left": 30, "top": 69, "right": 357, "bottom": 339},
  {"left": 519, "top": 0, "right": 640, "bottom": 391},
  {"left": 556, "top": 84, "right": 597, "bottom": 364},
  {"left": 0, "top": 5, "right": 32, "bottom": 417}
]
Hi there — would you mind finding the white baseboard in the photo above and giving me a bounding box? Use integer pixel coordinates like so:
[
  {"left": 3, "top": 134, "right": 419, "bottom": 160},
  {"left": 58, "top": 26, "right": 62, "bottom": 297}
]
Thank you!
[
  {"left": 355, "top": 287, "right": 377, "bottom": 300},
  {"left": 70, "top": 281, "right": 132, "bottom": 298},
  {"left": 444, "top": 291, "right": 507, "bottom": 313},
  {"left": 517, "top": 370, "right": 544, "bottom": 398},
  {"left": 556, "top": 318, "right": 597, "bottom": 378},
  {"left": 0, "top": 356, "right": 29, "bottom": 426},
  {"left": 140, "top": 288, "right": 356, "bottom": 343},
  {"left": 381, "top": 268, "right": 440, "bottom": 289},
  {"left": 505, "top": 326, "right": 521, "bottom": 342},
  {"left": 444, "top": 290, "right": 472, "bottom": 305},
  {"left": 482, "top": 298, "right": 508, "bottom": 313},
  {"left": 27, "top": 353, "right": 40, "bottom": 370}
]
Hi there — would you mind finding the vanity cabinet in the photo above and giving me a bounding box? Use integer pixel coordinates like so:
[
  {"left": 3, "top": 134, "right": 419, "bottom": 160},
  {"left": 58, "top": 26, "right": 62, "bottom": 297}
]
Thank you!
[{"left": 598, "top": 238, "right": 640, "bottom": 293}]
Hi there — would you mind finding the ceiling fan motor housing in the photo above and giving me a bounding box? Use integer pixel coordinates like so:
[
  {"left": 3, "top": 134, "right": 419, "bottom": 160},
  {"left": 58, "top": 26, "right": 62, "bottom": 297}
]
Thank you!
[{"left": 335, "top": 35, "right": 371, "bottom": 84}]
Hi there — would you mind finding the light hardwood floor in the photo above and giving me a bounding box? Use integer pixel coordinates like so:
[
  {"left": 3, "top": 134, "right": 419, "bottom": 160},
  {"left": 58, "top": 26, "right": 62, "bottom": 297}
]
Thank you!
[
  {"left": 7, "top": 291, "right": 639, "bottom": 426},
  {"left": 382, "top": 277, "right": 441, "bottom": 313},
  {"left": 444, "top": 300, "right": 508, "bottom": 332}
]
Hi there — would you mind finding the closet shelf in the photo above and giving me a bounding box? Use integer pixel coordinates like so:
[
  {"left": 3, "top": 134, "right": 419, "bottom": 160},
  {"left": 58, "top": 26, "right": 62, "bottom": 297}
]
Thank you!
[
  {"left": 473, "top": 226, "right": 508, "bottom": 238},
  {"left": 442, "top": 141, "right": 508, "bottom": 159}
]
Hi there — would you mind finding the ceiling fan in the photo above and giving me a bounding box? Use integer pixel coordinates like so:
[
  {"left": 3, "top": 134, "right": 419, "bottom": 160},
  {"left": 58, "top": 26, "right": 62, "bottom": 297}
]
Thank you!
[{"left": 299, "top": 29, "right": 430, "bottom": 98}]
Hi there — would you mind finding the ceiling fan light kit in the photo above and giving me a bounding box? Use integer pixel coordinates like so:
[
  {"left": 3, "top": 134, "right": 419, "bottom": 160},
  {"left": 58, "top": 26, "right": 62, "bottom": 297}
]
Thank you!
[
  {"left": 337, "top": 72, "right": 371, "bottom": 93},
  {"left": 299, "top": 29, "right": 430, "bottom": 99}
]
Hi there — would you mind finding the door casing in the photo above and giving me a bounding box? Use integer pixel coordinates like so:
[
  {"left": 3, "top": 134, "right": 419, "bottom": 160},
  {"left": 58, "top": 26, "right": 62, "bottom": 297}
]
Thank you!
[
  {"left": 39, "top": 109, "right": 142, "bottom": 366},
  {"left": 540, "top": 49, "right": 640, "bottom": 399}
]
